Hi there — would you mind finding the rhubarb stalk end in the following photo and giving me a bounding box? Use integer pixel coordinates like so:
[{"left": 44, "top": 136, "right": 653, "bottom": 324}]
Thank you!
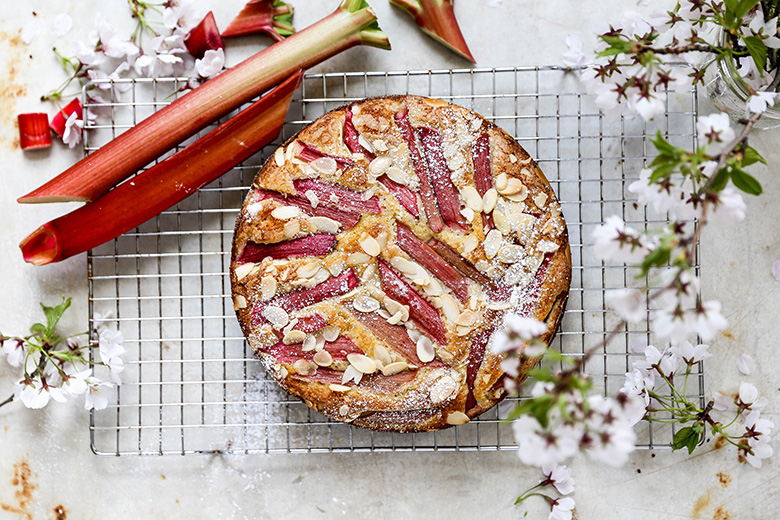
[{"left": 20, "top": 224, "right": 60, "bottom": 265}]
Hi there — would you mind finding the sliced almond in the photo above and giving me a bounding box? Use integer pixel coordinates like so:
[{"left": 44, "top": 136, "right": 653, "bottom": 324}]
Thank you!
[
  {"left": 235, "top": 262, "right": 256, "bottom": 282},
  {"left": 274, "top": 147, "right": 285, "bottom": 167},
  {"left": 438, "top": 293, "right": 460, "bottom": 323},
  {"left": 456, "top": 325, "right": 472, "bottom": 337},
  {"left": 482, "top": 188, "right": 498, "bottom": 213},
  {"left": 297, "top": 260, "right": 322, "bottom": 279},
  {"left": 390, "top": 256, "right": 418, "bottom": 276},
  {"left": 330, "top": 384, "right": 352, "bottom": 393},
  {"left": 283, "top": 329, "right": 306, "bottom": 345},
  {"left": 422, "top": 278, "right": 443, "bottom": 297},
  {"left": 460, "top": 207, "right": 475, "bottom": 221},
  {"left": 407, "top": 328, "right": 421, "bottom": 343},
  {"left": 455, "top": 310, "right": 478, "bottom": 327},
  {"left": 313, "top": 350, "right": 334, "bottom": 367},
  {"left": 381, "top": 361, "right": 408, "bottom": 376},
  {"left": 311, "top": 267, "right": 331, "bottom": 284},
  {"left": 233, "top": 294, "right": 247, "bottom": 310},
  {"left": 424, "top": 98, "right": 449, "bottom": 107},
  {"left": 347, "top": 252, "right": 372, "bottom": 266},
  {"left": 537, "top": 239, "right": 560, "bottom": 253},
  {"left": 260, "top": 275, "right": 277, "bottom": 300},
  {"left": 326, "top": 257, "right": 346, "bottom": 277},
  {"left": 314, "top": 334, "right": 326, "bottom": 352},
  {"left": 368, "top": 156, "right": 392, "bottom": 176},
  {"left": 416, "top": 336, "right": 435, "bottom": 363},
  {"left": 282, "top": 317, "right": 298, "bottom": 336},
  {"left": 283, "top": 219, "right": 301, "bottom": 238},
  {"left": 292, "top": 359, "right": 317, "bottom": 376},
  {"left": 488, "top": 302, "right": 513, "bottom": 311},
  {"left": 446, "top": 411, "right": 470, "bottom": 425},
  {"left": 498, "top": 177, "right": 525, "bottom": 196},
  {"left": 505, "top": 186, "right": 529, "bottom": 202},
  {"left": 493, "top": 207, "right": 510, "bottom": 234},
  {"left": 322, "top": 325, "right": 340, "bottom": 342},
  {"left": 302, "top": 334, "right": 317, "bottom": 352},
  {"left": 271, "top": 206, "right": 300, "bottom": 220},
  {"left": 385, "top": 166, "right": 407, "bottom": 185},
  {"left": 361, "top": 185, "right": 378, "bottom": 201},
  {"left": 534, "top": 192, "right": 548, "bottom": 209},
  {"left": 347, "top": 353, "right": 377, "bottom": 374},
  {"left": 372, "top": 139, "right": 388, "bottom": 152},
  {"left": 373, "top": 343, "right": 393, "bottom": 366},
  {"left": 310, "top": 157, "right": 337, "bottom": 175},
  {"left": 279, "top": 366, "right": 288, "bottom": 379},
  {"left": 387, "top": 310, "right": 404, "bottom": 325},
  {"left": 375, "top": 232, "right": 388, "bottom": 251},
  {"left": 462, "top": 186, "right": 483, "bottom": 212},
  {"left": 483, "top": 229, "right": 503, "bottom": 259},
  {"left": 338, "top": 404, "right": 350, "bottom": 415},
  {"left": 384, "top": 297, "right": 410, "bottom": 321},
  {"left": 495, "top": 172, "right": 508, "bottom": 192},
  {"left": 304, "top": 189, "right": 319, "bottom": 208},
  {"left": 361, "top": 263, "right": 377, "bottom": 281},
  {"left": 509, "top": 154, "right": 517, "bottom": 164},
  {"left": 342, "top": 365, "right": 363, "bottom": 385},
  {"left": 429, "top": 375, "right": 458, "bottom": 404},
  {"left": 359, "top": 236, "right": 381, "bottom": 257},
  {"left": 353, "top": 295, "right": 380, "bottom": 313},
  {"left": 310, "top": 216, "right": 340, "bottom": 234},
  {"left": 462, "top": 234, "right": 479, "bottom": 254},
  {"left": 358, "top": 134, "right": 375, "bottom": 153},
  {"left": 497, "top": 244, "right": 524, "bottom": 264},
  {"left": 263, "top": 306, "right": 289, "bottom": 330}
]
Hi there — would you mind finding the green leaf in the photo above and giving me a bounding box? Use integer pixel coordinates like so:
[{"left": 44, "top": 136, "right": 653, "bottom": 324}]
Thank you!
[
  {"left": 649, "top": 161, "right": 680, "bottom": 183},
  {"left": 29, "top": 322, "right": 46, "bottom": 335},
  {"left": 527, "top": 367, "right": 554, "bottom": 382},
  {"left": 735, "top": 0, "right": 760, "bottom": 19},
  {"left": 641, "top": 246, "right": 671, "bottom": 273},
  {"left": 743, "top": 35, "right": 768, "bottom": 74},
  {"left": 741, "top": 146, "right": 767, "bottom": 167},
  {"left": 731, "top": 168, "right": 763, "bottom": 195},
  {"left": 650, "top": 131, "right": 683, "bottom": 158},
  {"left": 504, "top": 395, "right": 555, "bottom": 427},
  {"left": 709, "top": 166, "right": 731, "bottom": 192},
  {"left": 671, "top": 426, "right": 702, "bottom": 454},
  {"left": 40, "top": 297, "right": 72, "bottom": 337}
]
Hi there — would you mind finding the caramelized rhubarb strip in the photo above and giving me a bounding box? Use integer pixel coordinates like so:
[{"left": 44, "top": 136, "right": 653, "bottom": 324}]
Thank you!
[
  {"left": 291, "top": 313, "right": 329, "bottom": 333},
  {"left": 348, "top": 309, "right": 422, "bottom": 365},
  {"left": 389, "top": 0, "right": 475, "bottom": 63},
  {"left": 343, "top": 107, "right": 375, "bottom": 159},
  {"left": 465, "top": 320, "right": 497, "bottom": 412},
  {"left": 293, "top": 179, "right": 381, "bottom": 214},
  {"left": 515, "top": 254, "right": 553, "bottom": 318},
  {"left": 376, "top": 259, "right": 447, "bottom": 344},
  {"left": 427, "top": 238, "right": 492, "bottom": 287},
  {"left": 378, "top": 175, "right": 420, "bottom": 217},
  {"left": 184, "top": 11, "right": 225, "bottom": 59},
  {"left": 418, "top": 127, "right": 468, "bottom": 231},
  {"left": 253, "top": 190, "right": 361, "bottom": 229},
  {"left": 19, "top": 73, "right": 302, "bottom": 265},
  {"left": 360, "top": 370, "right": 417, "bottom": 393},
  {"left": 394, "top": 107, "right": 444, "bottom": 232},
  {"left": 471, "top": 133, "right": 494, "bottom": 231},
  {"left": 222, "top": 0, "right": 295, "bottom": 42},
  {"left": 263, "top": 336, "right": 363, "bottom": 362},
  {"left": 251, "top": 269, "right": 359, "bottom": 326},
  {"left": 296, "top": 368, "right": 345, "bottom": 384},
  {"left": 395, "top": 222, "right": 469, "bottom": 302},
  {"left": 293, "top": 140, "right": 353, "bottom": 168},
  {"left": 237, "top": 234, "right": 337, "bottom": 264}
]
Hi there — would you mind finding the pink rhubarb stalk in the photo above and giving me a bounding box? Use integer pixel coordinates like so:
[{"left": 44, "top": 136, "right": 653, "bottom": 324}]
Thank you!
[
  {"left": 222, "top": 0, "right": 295, "bottom": 42},
  {"left": 17, "top": 113, "right": 52, "bottom": 150},
  {"left": 253, "top": 190, "right": 361, "bottom": 229},
  {"left": 348, "top": 309, "right": 423, "bottom": 365},
  {"left": 471, "top": 133, "right": 494, "bottom": 231},
  {"left": 19, "top": 0, "right": 390, "bottom": 203},
  {"left": 184, "top": 11, "right": 225, "bottom": 59},
  {"left": 343, "top": 107, "right": 375, "bottom": 159},
  {"left": 19, "top": 72, "right": 302, "bottom": 266},
  {"left": 395, "top": 222, "right": 468, "bottom": 302},
  {"left": 394, "top": 106, "right": 443, "bottom": 232},
  {"left": 293, "top": 178, "right": 380, "bottom": 214},
  {"left": 289, "top": 313, "right": 329, "bottom": 333},
  {"left": 389, "top": 0, "right": 475, "bottom": 62},
  {"left": 418, "top": 127, "right": 468, "bottom": 231},
  {"left": 263, "top": 336, "right": 362, "bottom": 362},
  {"left": 237, "top": 234, "right": 337, "bottom": 264},
  {"left": 427, "top": 238, "right": 492, "bottom": 287},
  {"left": 251, "top": 269, "right": 359, "bottom": 326},
  {"left": 378, "top": 175, "right": 419, "bottom": 217},
  {"left": 376, "top": 258, "right": 447, "bottom": 344},
  {"left": 49, "top": 98, "right": 82, "bottom": 138},
  {"left": 292, "top": 140, "right": 353, "bottom": 169}
]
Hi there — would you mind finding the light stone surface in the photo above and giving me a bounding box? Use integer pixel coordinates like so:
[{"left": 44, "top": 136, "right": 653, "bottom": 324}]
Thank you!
[{"left": 0, "top": 1, "right": 777, "bottom": 519}]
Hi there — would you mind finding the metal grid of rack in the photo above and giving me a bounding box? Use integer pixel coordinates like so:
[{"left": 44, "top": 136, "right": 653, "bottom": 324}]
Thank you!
[{"left": 86, "top": 66, "right": 703, "bottom": 456}]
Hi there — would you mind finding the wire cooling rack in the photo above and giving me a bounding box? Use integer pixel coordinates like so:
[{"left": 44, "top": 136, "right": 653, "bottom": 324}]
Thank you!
[{"left": 85, "top": 66, "right": 703, "bottom": 456}]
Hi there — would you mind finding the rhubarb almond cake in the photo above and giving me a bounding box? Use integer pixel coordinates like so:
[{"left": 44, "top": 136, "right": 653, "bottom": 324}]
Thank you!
[{"left": 230, "top": 95, "right": 571, "bottom": 432}]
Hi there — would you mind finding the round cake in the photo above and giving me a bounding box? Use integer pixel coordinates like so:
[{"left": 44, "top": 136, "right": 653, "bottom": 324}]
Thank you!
[{"left": 230, "top": 95, "right": 571, "bottom": 432}]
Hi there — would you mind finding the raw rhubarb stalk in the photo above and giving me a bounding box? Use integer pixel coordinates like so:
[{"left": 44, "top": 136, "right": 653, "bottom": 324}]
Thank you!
[
  {"left": 471, "top": 133, "right": 493, "bottom": 231},
  {"left": 17, "top": 113, "right": 52, "bottom": 150},
  {"left": 237, "top": 234, "right": 337, "bottom": 264},
  {"left": 427, "top": 238, "right": 492, "bottom": 287},
  {"left": 19, "top": 72, "right": 302, "bottom": 266},
  {"left": 222, "top": 0, "right": 295, "bottom": 42},
  {"left": 348, "top": 309, "right": 422, "bottom": 365},
  {"left": 394, "top": 107, "right": 443, "bottom": 232},
  {"left": 293, "top": 140, "right": 353, "bottom": 168},
  {"left": 263, "top": 336, "right": 362, "bottom": 362},
  {"left": 20, "top": 0, "right": 390, "bottom": 203},
  {"left": 395, "top": 222, "right": 469, "bottom": 302},
  {"left": 378, "top": 175, "right": 419, "bottom": 217},
  {"left": 343, "top": 107, "right": 375, "bottom": 159},
  {"left": 418, "top": 127, "right": 467, "bottom": 231},
  {"left": 389, "top": 0, "right": 475, "bottom": 62},
  {"left": 185, "top": 11, "right": 225, "bottom": 59},
  {"left": 251, "top": 269, "right": 359, "bottom": 326},
  {"left": 293, "top": 179, "right": 380, "bottom": 214},
  {"left": 376, "top": 258, "right": 447, "bottom": 344},
  {"left": 49, "top": 98, "right": 82, "bottom": 138},
  {"left": 254, "top": 190, "right": 361, "bottom": 229}
]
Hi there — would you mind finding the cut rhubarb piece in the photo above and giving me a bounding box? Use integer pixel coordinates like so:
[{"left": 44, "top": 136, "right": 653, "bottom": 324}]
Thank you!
[
  {"left": 471, "top": 133, "right": 494, "bottom": 231},
  {"left": 295, "top": 368, "right": 345, "bottom": 384},
  {"left": 343, "top": 107, "right": 375, "bottom": 159},
  {"left": 427, "top": 238, "right": 492, "bottom": 287},
  {"left": 293, "top": 179, "right": 380, "bottom": 214},
  {"left": 292, "top": 140, "right": 353, "bottom": 169},
  {"left": 395, "top": 222, "right": 469, "bottom": 302},
  {"left": 49, "top": 98, "right": 82, "bottom": 138},
  {"left": 251, "top": 269, "right": 359, "bottom": 326},
  {"left": 378, "top": 175, "right": 419, "bottom": 217},
  {"left": 185, "top": 11, "right": 225, "bottom": 59},
  {"left": 389, "top": 0, "right": 475, "bottom": 63},
  {"left": 515, "top": 254, "right": 552, "bottom": 318},
  {"left": 465, "top": 319, "right": 496, "bottom": 412},
  {"left": 394, "top": 107, "right": 443, "bottom": 232},
  {"left": 222, "top": 0, "right": 295, "bottom": 42},
  {"left": 263, "top": 336, "right": 362, "bottom": 362},
  {"left": 237, "top": 234, "right": 337, "bottom": 264},
  {"left": 292, "top": 313, "right": 329, "bottom": 333},
  {"left": 348, "top": 309, "right": 422, "bottom": 365},
  {"left": 17, "top": 113, "right": 52, "bottom": 150},
  {"left": 20, "top": 72, "right": 302, "bottom": 266},
  {"left": 19, "top": 0, "right": 391, "bottom": 203},
  {"left": 376, "top": 258, "right": 447, "bottom": 344},
  {"left": 418, "top": 127, "right": 468, "bottom": 231},
  {"left": 360, "top": 370, "right": 417, "bottom": 393},
  {"left": 254, "top": 190, "right": 361, "bottom": 229}
]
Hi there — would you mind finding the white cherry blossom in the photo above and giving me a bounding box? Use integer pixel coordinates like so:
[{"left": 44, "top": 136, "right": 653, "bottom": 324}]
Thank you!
[
  {"left": 542, "top": 463, "right": 575, "bottom": 495},
  {"left": 697, "top": 113, "right": 735, "bottom": 156},
  {"left": 605, "top": 288, "right": 645, "bottom": 323},
  {"left": 53, "top": 13, "right": 73, "bottom": 37},
  {"left": 562, "top": 35, "right": 591, "bottom": 68},
  {"left": 1, "top": 338, "right": 26, "bottom": 367},
  {"left": 739, "top": 382, "right": 759, "bottom": 406},
  {"left": 592, "top": 215, "right": 654, "bottom": 264},
  {"left": 669, "top": 341, "right": 712, "bottom": 365},
  {"left": 737, "top": 353, "right": 756, "bottom": 375},
  {"left": 22, "top": 19, "right": 40, "bottom": 45},
  {"left": 84, "top": 378, "right": 112, "bottom": 410},
  {"left": 747, "top": 91, "right": 776, "bottom": 114},
  {"left": 549, "top": 497, "right": 576, "bottom": 520},
  {"left": 195, "top": 48, "right": 225, "bottom": 78},
  {"left": 712, "top": 391, "right": 730, "bottom": 412},
  {"left": 62, "top": 112, "right": 84, "bottom": 149}
]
